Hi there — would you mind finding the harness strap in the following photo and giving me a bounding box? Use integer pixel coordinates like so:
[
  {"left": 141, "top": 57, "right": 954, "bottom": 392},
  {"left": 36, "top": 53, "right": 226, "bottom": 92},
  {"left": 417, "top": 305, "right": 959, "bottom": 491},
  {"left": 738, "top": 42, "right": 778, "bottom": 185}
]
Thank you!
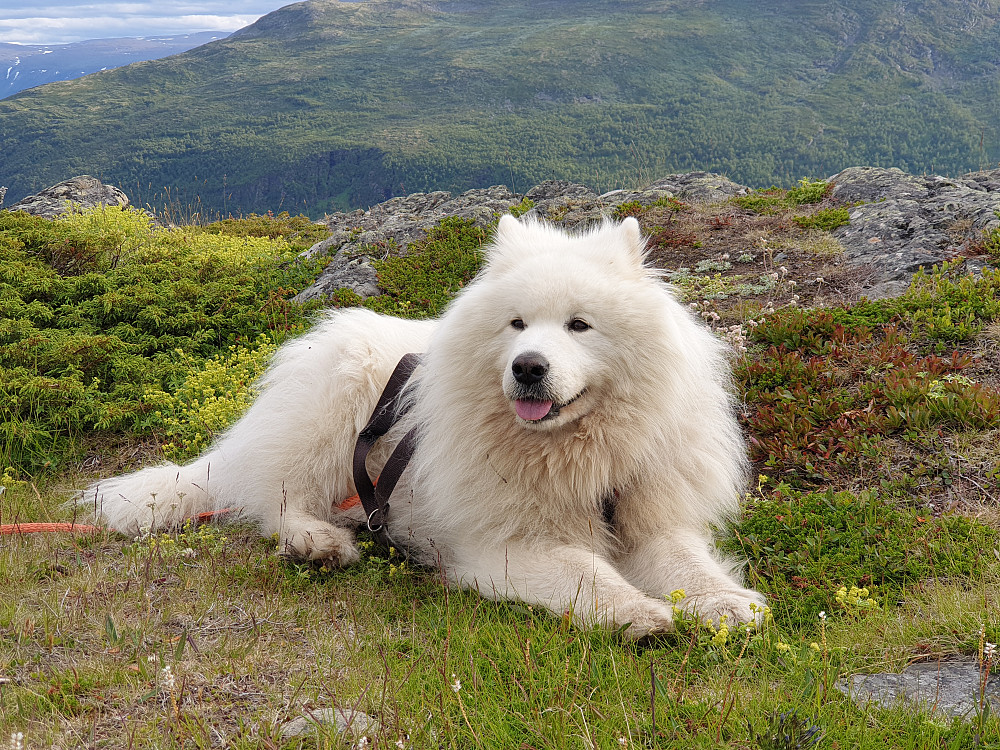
[{"left": 352, "top": 353, "right": 422, "bottom": 551}]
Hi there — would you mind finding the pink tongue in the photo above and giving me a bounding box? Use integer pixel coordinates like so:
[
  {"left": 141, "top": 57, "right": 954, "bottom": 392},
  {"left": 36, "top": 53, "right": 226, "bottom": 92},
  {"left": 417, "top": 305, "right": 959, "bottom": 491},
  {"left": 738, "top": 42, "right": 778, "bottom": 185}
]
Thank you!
[{"left": 516, "top": 399, "right": 553, "bottom": 421}]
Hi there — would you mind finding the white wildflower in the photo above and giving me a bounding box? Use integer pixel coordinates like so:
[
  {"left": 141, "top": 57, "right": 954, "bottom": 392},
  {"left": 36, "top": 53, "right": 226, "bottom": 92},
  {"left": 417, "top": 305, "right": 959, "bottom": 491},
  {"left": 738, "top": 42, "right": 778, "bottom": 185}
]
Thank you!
[
  {"left": 160, "top": 664, "right": 175, "bottom": 690},
  {"left": 10, "top": 733, "right": 24, "bottom": 750},
  {"left": 818, "top": 611, "right": 827, "bottom": 622},
  {"left": 451, "top": 673, "right": 461, "bottom": 693}
]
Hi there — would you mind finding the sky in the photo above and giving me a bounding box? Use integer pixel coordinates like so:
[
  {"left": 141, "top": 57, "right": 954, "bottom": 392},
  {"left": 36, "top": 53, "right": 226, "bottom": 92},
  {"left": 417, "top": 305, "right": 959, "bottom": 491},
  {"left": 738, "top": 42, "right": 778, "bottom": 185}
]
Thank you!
[{"left": 0, "top": 1, "right": 293, "bottom": 45}]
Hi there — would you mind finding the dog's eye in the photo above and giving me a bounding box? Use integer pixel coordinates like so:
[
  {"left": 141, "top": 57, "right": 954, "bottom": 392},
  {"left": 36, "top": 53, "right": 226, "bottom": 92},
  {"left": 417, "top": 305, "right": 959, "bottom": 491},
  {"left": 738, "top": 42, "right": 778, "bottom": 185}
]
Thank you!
[
  {"left": 510, "top": 318, "right": 525, "bottom": 330},
  {"left": 568, "top": 318, "right": 591, "bottom": 332}
]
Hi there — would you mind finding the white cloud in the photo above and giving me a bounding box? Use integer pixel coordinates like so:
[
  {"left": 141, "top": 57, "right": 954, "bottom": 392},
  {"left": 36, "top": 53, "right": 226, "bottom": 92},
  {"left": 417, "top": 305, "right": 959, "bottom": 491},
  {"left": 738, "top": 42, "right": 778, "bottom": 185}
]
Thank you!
[{"left": 0, "top": 2, "right": 287, "bottom": 44}]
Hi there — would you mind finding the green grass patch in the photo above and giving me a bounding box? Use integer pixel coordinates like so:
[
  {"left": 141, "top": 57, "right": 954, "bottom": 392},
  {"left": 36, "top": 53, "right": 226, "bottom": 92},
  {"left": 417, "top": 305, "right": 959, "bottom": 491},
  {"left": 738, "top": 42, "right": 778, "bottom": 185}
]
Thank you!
[
  {"left": 793, "top": 207, "right": 850, "bottom": 231},
  {"left": 733, "top": 180, "right": 839, "bottom": 222},
  {"left": 727, "top": 486, "right": 998, "bottom": 631}
]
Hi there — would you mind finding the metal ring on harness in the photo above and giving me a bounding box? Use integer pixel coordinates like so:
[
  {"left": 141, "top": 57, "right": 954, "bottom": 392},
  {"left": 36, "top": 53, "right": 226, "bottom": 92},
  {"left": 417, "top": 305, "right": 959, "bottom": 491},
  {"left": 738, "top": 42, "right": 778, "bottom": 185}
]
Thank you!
[{"left": 366, "top": 507, "right": 386, "bottom": 533}]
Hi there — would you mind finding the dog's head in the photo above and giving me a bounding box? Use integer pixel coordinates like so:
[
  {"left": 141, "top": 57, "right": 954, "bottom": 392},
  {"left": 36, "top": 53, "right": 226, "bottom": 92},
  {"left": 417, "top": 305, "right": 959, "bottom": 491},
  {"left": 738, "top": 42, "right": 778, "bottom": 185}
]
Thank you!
[{"left": 472, "top": 214, "right": 663, "bottom": 432}]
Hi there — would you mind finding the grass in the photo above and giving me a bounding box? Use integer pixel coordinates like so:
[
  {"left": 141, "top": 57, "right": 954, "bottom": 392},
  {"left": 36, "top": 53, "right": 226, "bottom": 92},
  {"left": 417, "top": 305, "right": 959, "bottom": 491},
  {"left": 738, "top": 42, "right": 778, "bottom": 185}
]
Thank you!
[{"left": 2, "top": 199, "right": 999, "bottom": 747}]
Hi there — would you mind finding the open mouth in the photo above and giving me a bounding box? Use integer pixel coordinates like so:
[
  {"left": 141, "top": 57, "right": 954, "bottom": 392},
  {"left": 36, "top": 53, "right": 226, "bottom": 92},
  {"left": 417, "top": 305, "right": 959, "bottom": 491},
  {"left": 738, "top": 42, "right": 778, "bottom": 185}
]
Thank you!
[{"left": 514, "top": 389, "right": 586, "bottom": 422}]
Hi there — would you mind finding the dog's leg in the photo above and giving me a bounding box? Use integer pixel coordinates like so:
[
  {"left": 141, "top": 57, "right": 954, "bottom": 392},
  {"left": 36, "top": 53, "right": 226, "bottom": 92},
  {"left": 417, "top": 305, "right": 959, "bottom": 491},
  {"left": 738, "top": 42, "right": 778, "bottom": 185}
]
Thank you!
[
  {"left": 447, "top": 543, "right": 676, "bottom": 638},
  {"left": 261, "top": 505, "right": 361, "bottom": 567},
  {"left": 615, "top": 528, "right": 766, "bottom": 626}
]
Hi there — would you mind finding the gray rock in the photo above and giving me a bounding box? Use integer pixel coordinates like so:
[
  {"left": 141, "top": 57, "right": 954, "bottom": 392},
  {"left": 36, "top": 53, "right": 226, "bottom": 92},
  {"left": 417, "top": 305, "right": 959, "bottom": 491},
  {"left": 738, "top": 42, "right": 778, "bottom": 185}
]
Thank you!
[
  {"left": 294, "top": 185, "right": 521, "bottom": 303},
  {"left": 279, "top": 707, "right": 376, "bottom": 740},
  {"left": 293, "top": 171, "right": 753, "bottom": 304},
  {"left": 647, "top": 171, "right": 752, "bottom": 202},
  {"left": 838, "top": 658, "right": 1000, "bottom": 719},
  {"left": 294, "top": 166, "right": 1000, "bottom": 305},
  {"left": 829, "top": 166, "right": 1000, "bottom": 298},
  {"left": 7, "top": 175, "right": 129, "bottom": 219}
]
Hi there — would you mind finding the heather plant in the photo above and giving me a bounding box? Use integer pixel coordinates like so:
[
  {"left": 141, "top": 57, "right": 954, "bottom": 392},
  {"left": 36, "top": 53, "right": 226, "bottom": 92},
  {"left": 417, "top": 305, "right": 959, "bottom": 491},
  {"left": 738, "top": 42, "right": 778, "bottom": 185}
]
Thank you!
[
  {"left": 740, "top": 269, "right": 1000, "bottom": 488},
  {"left": 792, "top": 207, "right": 850, "bottom": 231},
  {"left": 0, "top": 206, "right": 321, "bottom": 477}
]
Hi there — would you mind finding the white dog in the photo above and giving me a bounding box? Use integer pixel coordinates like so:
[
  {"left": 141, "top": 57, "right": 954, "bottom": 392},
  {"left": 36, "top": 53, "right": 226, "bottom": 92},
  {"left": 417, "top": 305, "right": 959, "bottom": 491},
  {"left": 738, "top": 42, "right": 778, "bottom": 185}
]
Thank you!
[{"left": 84, "top": 215, "right": 764, "bottom": 637}]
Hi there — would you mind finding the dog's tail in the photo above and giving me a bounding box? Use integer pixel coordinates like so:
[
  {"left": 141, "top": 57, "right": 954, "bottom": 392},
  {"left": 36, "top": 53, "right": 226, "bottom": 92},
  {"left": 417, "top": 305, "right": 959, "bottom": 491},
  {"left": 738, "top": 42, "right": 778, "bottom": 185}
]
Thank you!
[{"left": 78, "top": 455, "right": 218, "bottom": 535}]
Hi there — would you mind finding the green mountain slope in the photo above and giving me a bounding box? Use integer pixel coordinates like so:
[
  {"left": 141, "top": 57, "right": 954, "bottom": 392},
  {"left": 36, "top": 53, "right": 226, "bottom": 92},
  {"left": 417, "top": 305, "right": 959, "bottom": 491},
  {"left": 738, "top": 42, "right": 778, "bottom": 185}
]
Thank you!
[{"left": 2, "top": 0, "right": 999, "bottom": 217}]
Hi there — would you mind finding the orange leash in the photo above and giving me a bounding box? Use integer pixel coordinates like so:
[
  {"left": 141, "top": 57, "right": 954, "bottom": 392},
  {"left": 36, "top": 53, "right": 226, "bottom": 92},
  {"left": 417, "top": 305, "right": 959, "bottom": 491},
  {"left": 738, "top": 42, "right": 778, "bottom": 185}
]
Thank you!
[
  {"left": 0, "top": 508, "right": 233, "bottom": 535},
  {"left": 0, "top": 522, "right": 103, "bottom": 534},
  {"left": 335, "top": 476, "right": 378, "bottom": 512},
  {"left": 1, "top": 491, "right": 366, "bottom": 535}
]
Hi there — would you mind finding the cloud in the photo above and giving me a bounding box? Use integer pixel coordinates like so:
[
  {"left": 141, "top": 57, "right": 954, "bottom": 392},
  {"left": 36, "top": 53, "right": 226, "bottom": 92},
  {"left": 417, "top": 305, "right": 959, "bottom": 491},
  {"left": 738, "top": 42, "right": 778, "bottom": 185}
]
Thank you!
[{"left": 0, "top": 2, "right": 286, "bottom": 44}]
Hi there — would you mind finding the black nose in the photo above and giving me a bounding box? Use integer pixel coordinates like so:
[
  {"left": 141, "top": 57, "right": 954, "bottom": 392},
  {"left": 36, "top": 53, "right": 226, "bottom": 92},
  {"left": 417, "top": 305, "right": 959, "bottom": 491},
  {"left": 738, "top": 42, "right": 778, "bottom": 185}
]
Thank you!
[{"left": 512, "top": 352, "right": 549, "bottom": 385}]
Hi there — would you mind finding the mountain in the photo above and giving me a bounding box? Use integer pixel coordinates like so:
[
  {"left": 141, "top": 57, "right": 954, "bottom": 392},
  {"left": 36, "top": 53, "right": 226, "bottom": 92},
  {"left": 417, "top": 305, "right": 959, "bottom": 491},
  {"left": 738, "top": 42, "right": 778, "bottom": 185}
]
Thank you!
[
  {"left": 0, "top": 33, "right": 230, "bottom": 99},
  {"left": 1, "top": 0, "right": 999, "bottom": 218}
]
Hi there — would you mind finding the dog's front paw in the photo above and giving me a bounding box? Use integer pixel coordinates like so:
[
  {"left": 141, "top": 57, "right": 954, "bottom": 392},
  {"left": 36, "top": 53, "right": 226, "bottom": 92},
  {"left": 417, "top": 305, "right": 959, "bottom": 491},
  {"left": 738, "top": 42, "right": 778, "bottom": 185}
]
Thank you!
[
  {"left": 280, "top": 521, "right": 360, "bottom": 566},
  {"left": 617, "top": 597, "right": 676, "bottom": 640},
  {"left": 682, "top": 588, "right": 767, "bottom": 627}
]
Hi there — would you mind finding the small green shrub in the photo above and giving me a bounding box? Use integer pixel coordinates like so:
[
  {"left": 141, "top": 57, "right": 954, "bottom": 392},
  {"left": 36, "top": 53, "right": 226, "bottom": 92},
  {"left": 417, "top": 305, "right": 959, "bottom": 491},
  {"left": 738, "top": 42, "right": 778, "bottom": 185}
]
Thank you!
[
  {"left": 612, "top": 200, "right": 645, "bottom": 219},
  {"left": 0, "top": 206, "right": 321, "bottom": 476},
  {"left": 734, "top": 180, "right": 832, "bottom": 216},
  {"left": 329, "top": 287, "right": 364, "bottom": 307},
  {"left": 145, "top": 336, "right": 278, "bottom": 461},
  {"left": 785, "top": 179, "right": 830, "bottom": 205},
  {"left": 507, "top": 197, "right": 535, "bottom": 218},
  {"left": 733, "top": 188, "right": 788, "bottom": 215},
  {"left": 823, "top": 262, "right": 1000, "bottom": 349},
  {"left": 793, "top": 207, "right": 850, "bottom": 231},
  {"left": 363, "top": 217, "right": 487, "bottom": 319}
]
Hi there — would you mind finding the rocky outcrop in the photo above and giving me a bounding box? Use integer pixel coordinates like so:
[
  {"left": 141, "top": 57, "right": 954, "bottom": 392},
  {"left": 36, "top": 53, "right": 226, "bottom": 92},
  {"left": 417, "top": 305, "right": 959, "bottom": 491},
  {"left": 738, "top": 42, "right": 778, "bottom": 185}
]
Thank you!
[
  {"left": 828, "top": 166, "right": 1000, "bottom": 298},
  {"left": 7, "top": 176, "right": 129, "bottom": 220},
  {"left": 293, "top": 172, "right": 752, "bottom": 302}
]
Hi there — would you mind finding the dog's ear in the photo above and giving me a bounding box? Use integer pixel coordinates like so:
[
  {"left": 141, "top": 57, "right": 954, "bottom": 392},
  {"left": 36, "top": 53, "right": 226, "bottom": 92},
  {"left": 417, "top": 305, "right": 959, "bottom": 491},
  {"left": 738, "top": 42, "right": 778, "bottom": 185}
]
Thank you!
[
  {"left": 617, "top": 216, "right": 648, "bottom": 268},
  {"left": 496, "top": 214, "right": 521, "bottom": 240}
]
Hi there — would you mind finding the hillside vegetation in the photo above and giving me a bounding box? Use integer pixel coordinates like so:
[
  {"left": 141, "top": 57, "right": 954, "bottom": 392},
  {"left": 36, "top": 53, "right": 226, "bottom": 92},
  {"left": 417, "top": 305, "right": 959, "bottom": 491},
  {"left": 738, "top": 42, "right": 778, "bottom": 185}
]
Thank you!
[
  {"left": 2, "top": 0, "right": 1000, "bottom": 217},
  {"left": 2, "top": 194, "right": 999, "bottom": 747}
]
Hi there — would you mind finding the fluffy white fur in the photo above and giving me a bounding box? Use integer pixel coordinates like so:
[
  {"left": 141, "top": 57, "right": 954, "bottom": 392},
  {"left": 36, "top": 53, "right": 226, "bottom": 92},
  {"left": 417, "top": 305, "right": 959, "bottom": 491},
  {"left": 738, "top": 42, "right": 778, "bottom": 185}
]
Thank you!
[{"left": 83, "top": 215, "right": 764, "bottom": 637}]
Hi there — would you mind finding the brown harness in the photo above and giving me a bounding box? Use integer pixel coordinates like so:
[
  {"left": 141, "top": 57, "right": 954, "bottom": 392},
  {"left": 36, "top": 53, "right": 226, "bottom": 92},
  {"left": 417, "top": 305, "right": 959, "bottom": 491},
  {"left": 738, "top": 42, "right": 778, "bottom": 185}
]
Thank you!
[
  {"left": 350, "top": 352, "right": 620, "bottom": 552},
  {"left": 352, "top": 353, "right": 422, "bottom": 552}
]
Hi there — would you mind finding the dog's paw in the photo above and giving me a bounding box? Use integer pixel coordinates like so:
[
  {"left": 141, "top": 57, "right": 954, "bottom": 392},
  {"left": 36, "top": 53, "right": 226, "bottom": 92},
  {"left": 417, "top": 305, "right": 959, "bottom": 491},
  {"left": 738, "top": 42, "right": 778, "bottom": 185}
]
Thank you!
[
  {"left": 618, "top": 597, "right": 676, "bottom": 640},
  {"left": 280, "top": 521, "right": 360, "bottom": 566},
  {"left": 683, "top": 588, "right": 767, "bottom": 627}
]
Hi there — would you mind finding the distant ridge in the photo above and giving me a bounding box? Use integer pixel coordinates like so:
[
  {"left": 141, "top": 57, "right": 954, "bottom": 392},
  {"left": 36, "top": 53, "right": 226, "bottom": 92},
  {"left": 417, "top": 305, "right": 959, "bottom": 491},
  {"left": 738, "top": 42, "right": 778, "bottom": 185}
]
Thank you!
[
  {"left": 0, "top": 32, "right": 229, "bottom": 99},
  {"left": 1, "top": 0, "right": 999, "bottom": 217}
]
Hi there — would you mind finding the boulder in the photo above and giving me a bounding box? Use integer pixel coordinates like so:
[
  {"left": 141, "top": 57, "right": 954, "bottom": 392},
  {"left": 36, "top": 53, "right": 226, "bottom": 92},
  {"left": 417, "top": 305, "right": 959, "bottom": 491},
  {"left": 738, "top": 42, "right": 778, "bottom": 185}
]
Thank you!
[
  {"left": 829, "top": 166, "right": 1000, "bottom": 298},
  {"left": 7, "top": 176, "right": 129, "bottom": 219}
]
